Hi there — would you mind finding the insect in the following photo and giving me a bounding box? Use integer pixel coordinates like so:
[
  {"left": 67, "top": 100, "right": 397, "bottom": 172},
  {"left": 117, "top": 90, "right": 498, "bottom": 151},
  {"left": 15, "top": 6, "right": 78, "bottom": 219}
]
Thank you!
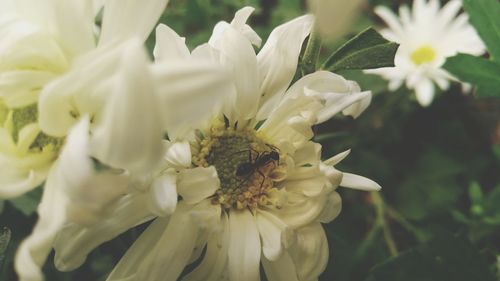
[{"left": 235, "top": 147, "right": 280, "bottom": 188}]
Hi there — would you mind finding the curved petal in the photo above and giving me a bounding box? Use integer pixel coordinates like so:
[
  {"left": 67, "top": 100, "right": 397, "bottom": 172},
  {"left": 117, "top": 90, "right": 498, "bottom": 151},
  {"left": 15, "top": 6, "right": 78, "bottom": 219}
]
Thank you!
[
  {"left": 289, "top": 223, "right": 329, "bottom": 281},
  {"left": 262, "top": 252, "right": 299, "bottom": 281},
  {"left": 318, "top": 191, "right": 341, "bottom": 223},
  {"left": 414, "top": 78, "right": 435, "bottom": 107},
  {"left": 152, "top": 61, "right": 235, "bottom": 140},
  {"left": 53, "top": 193, "right": 154, "bottom": 271},
  {"left": 182, "top": 213, "right": 229, "bottom": 281},
  {"left": 99, "top": 0, "right": 169, "bottom": 45},
  {"left": 90, "top": 41, "right": 164, "bottom": 174},
  {"left": 164, "top": 141, "right": 192, "bottom": 169},
  {"left": 256, "top": 210, "right": 291, "bottom": 261},
  {"left": 256, "top": 15, "right": 314, "bottom": 120},
  {"left": 153, "top": 24, "right": 190, "bottom": 63},
  {"left": 148, "top": 172, "right": 178, "bottom": 216},
  {"left": 228, "top": 210, "right": 261, "bottom": 281},
  {"left": 177, "top": 166, "right": 219, "bottom": 204},
  {"left": 209, "top": 14, "right": 259, "bottom": 120},
  {"left": 340, "top": 172, "right": 381, "bottom": 191},
  {"left": 14, "top": 164, "right": 67, "bottom": 281}
]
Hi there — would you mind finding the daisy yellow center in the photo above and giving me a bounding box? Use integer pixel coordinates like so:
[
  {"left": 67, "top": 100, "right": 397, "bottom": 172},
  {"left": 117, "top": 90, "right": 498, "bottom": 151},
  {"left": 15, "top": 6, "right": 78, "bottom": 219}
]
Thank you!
[
  {"left": 192, "top": 122, "right": 283, "bottom": 211},
  {"left": 11, "top": 104, "right": 64, "bottom": 150},
  {"left": 411, "top": 45, "right": 437, "bottom": 65}
]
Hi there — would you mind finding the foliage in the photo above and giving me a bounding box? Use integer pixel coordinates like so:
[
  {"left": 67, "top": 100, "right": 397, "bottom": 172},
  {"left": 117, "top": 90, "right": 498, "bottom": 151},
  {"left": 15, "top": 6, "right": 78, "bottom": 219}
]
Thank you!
[{"left": 443, "top": 0, "right": 500, "bottom": 98}]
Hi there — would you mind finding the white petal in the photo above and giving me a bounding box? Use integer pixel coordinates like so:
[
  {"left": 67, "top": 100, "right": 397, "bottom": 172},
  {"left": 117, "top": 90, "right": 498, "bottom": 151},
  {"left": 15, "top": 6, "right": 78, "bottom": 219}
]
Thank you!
[
  {"left": 90, "top": 41, "right": 164, "bottom": 174},
  {"left": 323, "top": 149, "right": 351, "bottom": 166},
  {"left": 152, "top": 61, "right": 235, "bottom": 140},
  {"left": 164, "top": 141, "right": 192, "bottom": 169},
  {"left": 54, "top": 193, "right": 154, "bottom": 271},
  {"left": 182, "top": 213, "right": 229, "bottom": 281},
  {"left": 44, "top": 0, "right": 96, "bottom": 56},
  {"left": 289, "top": 223, "right": 329, "bottom": 281},
  {"left": 177, "top": 167, "right": 219, "bottom": 204},
  {"left": 14, "top": 164, "right": 67, "bottom": 281},
  {"left": 318, "top": 191, "right": 341, "bottom": 223},
  {"left": 261, "top": 252, "right": 299, "bottom": 281},
  {"left": 209, "top": 20, "right": 259, "bottom": 120},
  {"left": 0, "top": 70, "right": 56, "bottom": 108},
  {"left": 153, "top": 24, "right": 190, "bottom": 63},
  {"left": 99, "top": 0, "right": 169, "bottom": 45},
  {"left": 135, "top": 205, "right": 199, "bottom": 281},
  {"left": 256, "top": 210, "right": 290, "bottom": 261},
  {"left": 148, "top": 173, "right": 178, "bottom": 217},
  {"left": 228, "top": 210, "right": 261, "bottom": 281},
  {"left": 106, "top": 216, "right": 171, "bottom": 280},
  {"left": 340, "top": 172, "right": 381, "bottom": 191},
  {"left": 310, "top": 0, "right": 365, "bottom": 40},
  {"left": 256, "top": 15, "right": 314, "bottom": 120},
  {"left": 414, "top": 79, "right": 435, "bottom": 107}
]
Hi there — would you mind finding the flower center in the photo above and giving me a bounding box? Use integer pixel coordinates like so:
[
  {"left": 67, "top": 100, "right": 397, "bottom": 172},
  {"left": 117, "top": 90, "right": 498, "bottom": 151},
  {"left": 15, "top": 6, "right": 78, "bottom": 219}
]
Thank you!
[
  {"left": 411, "top": 45, "right": 437, "bottom": 65},
  {"left": 11, "top": 104, "right": 64, "bottom": 150},
  {"left": 192, "top": 121, "right": 285, "bottom": 211}
]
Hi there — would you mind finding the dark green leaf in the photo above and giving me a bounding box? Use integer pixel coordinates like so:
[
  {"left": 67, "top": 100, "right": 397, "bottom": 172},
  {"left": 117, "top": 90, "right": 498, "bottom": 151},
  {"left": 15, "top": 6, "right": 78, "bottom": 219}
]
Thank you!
[
  {"left": 322, "top": 27, "right": 399, "bottom": 72},
  {"left": 463, "top": 0, "right": 500, "bottom": 59},
  {"left": 0, "top": 227, "right": 11, "bottom": 266},
  {"left": 365, "top": 233, "right": 496, "bottom": 281},
  {"left": 443, "top": 53, "right": 500, "bottom": 97},
  {"left": 8, "top": 187, "right": 43, "bottom": 216}
]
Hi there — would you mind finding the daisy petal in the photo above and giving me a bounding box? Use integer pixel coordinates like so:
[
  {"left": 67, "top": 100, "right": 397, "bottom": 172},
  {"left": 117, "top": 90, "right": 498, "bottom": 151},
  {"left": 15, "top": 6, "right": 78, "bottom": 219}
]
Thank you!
[
  {"left": 256, "top": 15, "right": 314, "bottom": 120},
  {"left": 341, "top": 172, "right": 381, "bottom": 191},
  {"left": 414, "top": 78, "right": 435, "bottom": 107},
  {"left": 177, "top": 167, "right": 219, "bottom": 204},
  {"left": 154, "top": 24, "right": 190, "bottom": 63},
  {"left": 99, "top": 0, "right": 169, "bottom": 45},
  {"left": 228, "top": 210, "right": 261, "bottom": 281},
  {"left": 261, "top": 253, "right": 299, "bottom": 281}
]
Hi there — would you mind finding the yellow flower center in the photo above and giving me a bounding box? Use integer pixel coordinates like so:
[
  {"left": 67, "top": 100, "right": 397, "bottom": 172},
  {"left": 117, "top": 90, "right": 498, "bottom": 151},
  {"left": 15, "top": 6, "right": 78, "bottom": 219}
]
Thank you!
[
  {"left": 192, "top": 120, "right": 285, "bottom": 211},
  {"left": 411, "top": 45, "right": 437, "bottom": 65},
  {"left": 11, "top": 104, "right": 64, "bottom": 151}
]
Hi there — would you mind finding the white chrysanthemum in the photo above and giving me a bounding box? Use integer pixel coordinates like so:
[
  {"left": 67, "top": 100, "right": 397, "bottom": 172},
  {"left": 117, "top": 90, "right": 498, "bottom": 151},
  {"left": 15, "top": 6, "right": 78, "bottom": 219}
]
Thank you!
[
  {"left": 366, "top": 0, "right": 485, "bottom": 106},
  {"left": 0, "top": 0, "right": 169, "bottom": 198},
  {"left": 49, "top": 8, "right": 380, "bottom": 281}
]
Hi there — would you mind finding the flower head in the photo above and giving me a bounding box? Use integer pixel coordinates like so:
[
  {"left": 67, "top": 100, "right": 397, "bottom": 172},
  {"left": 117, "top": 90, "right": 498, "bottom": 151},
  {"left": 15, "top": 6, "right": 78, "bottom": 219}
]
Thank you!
[
  {"left": 50, "top": 8, "right": 381, "bottom": 281},
  {"left": 366, "top": 0, "right": 485, "bottom": 106}
]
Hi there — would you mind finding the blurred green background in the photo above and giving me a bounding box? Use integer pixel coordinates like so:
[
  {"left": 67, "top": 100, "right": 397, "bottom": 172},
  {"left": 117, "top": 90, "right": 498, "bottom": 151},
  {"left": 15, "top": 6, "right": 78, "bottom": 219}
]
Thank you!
[{"left": 1, "top": 0, "right": 499, "bottom": 280}]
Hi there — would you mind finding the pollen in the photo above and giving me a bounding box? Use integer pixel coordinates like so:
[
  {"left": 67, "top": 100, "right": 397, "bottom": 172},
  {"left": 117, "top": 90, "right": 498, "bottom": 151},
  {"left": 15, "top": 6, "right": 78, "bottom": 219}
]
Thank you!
[
  {"left": 10, "top": 104, "right": 64, "bottom": 151},
  {"left": 192, "top": 119, "right": 285, "bottom": 211},
  {"left": 411, "top": 45, "right": 437, "bottom": 65}
]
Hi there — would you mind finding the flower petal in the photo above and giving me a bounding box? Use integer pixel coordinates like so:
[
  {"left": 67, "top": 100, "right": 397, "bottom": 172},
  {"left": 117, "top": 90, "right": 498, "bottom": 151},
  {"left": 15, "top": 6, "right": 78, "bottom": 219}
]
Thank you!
[
  {"left": 153, "top": 24, "right": 190, "bottom": 63},
  {"left": 182, "top": 213, "right": 229, "bottom": 281},
  {"left": 261, "top": 252, "right": 299, "bottom": 281},
  {"left": 90, "top": 41, "right": 164, "bottom": 174},
  {"left": 228, "top": 210, "right": 261, "bottom": 281},
  {"left": 148, "top": 172, "right": 178, "bottom": 217},
  {"left": 14, "top": 164, "right": 67, "bottom": 281},
  {"left": 256, "top": 15, "right": 314, "bottom": 120},
  {"left": 414, "top": 78, "right": 435, "bottom": 107},
  {"left": 99, "top": 0, "right": 169, "bottom": 45},
  {"left": 340, "top": 172, "right": 381, "bottom": 191},
  {"left": 164, "top": 141, "right": 192, "bottom": 169},
  {"left": 53, "top": 193, "right": 154, "bottom": 271},
  {"left": 177, "top": 166, "right": 219, "bottom": 204},
  {"left": 256, "top": 210, "right": 290, "bottom": 261},
  {"left": 289, "top": 223, "right": 329, "bottom": 281}
]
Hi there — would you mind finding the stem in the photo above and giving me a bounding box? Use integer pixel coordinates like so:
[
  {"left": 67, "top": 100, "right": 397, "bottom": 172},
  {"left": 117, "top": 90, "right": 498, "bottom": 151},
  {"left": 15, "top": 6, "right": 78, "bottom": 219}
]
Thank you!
[
  {"left": 372, "top": 192, "right": 398, "bottom": 256},
  {"left": 301, "top": 27, "right": 322, "bottom": 76},
  {"left": 386, "top": 205, "right": 429, "bottom": 242}
]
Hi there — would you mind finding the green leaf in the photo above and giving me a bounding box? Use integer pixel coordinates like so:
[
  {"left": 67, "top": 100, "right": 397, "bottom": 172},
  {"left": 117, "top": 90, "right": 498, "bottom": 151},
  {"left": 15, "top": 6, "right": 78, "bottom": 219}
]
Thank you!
[
  {"left": 322, "top": 27, "right": 399, "bottom": 72},
  {"left": 443, "top": 53, "right": 500, "bottom": 97},
  {"left": 0, "top": 227, "right": 11, "bottom": 266},
  {"left": 8, "top": 187, "right": 42, "bottom": 216},
  {"left": 365, "top": 233, "right": 496, "bottom": 281},
  {"left": 463, "top": 0, "right": 500, "bottom": 59}
]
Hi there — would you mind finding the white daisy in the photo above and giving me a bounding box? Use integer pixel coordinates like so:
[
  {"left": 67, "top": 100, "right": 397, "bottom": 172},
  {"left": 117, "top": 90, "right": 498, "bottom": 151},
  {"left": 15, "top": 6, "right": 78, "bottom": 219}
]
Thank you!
[
  {"left": 0, "top": 0, "right": 169, "bottom": 198},
  {"left": 50, "top": 8, "right": 381, "bottom": 281},
  {"left": 366, "top": 0, "right": 485, "bottom": 106}
]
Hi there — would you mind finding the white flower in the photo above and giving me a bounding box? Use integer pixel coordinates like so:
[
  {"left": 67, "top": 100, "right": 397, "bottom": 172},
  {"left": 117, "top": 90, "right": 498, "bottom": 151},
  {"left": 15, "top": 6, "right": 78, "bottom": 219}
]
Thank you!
[
  {"left": 50, "top": 8, "right": 380, "bottom": 281},
  {"left": 365, "top": 0, "right": 485, "bottom": 106},
  {"left": 14, "top": 18, "right": 236, "bottom": 281},
  {"left": 0, "top": 0, "right": 169, "bottom": 198}
]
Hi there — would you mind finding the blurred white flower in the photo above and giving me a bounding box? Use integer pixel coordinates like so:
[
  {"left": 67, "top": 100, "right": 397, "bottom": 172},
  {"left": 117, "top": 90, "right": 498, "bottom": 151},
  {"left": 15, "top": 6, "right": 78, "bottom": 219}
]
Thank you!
[
  {"left": 0, "top": 0, "right": 169, "bottom": 198},
  {"left": 308, "top": 0, "right": 366, "bottom": 41},
  {"left": 49, "top": 7, "right": 380, "bottom": 281},
  {"left": 366, "top": 0, "right": 485, "bottom": 106}
]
